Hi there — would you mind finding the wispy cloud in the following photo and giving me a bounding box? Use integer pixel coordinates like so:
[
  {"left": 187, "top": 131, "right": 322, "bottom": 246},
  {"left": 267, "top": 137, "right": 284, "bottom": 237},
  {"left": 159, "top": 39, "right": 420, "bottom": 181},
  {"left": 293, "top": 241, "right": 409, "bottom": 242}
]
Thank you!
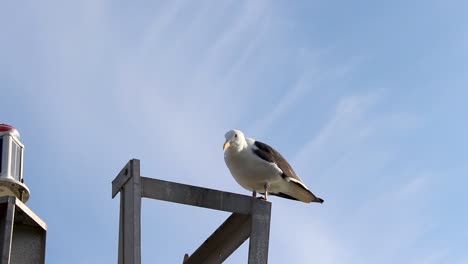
[
  {"left": 293, "top": 92, "right": 381, "bottom": 176},
  {"left": 261, "top": 90, "right": 438, "bottom": 263},
  {"left": 249, "top": 67, "right": 320, "bottom": 137}
]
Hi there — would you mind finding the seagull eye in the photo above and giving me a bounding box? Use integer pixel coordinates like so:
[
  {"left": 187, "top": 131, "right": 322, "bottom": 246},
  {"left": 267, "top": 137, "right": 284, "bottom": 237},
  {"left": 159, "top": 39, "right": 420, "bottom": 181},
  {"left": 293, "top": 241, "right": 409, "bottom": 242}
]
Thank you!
[{"left": 234, "top": 134, "right": 238, "bottom": 138}]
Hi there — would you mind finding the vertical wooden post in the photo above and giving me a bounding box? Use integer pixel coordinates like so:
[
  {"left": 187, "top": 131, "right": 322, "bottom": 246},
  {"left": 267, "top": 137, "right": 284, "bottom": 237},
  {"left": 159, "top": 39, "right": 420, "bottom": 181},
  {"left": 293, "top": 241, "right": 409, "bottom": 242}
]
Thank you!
[
  {"left": 114, "top": 159, "right": 141, "bottom": 264},
  {"left": 248, "top": 199, "right": 271, "bottom": 264}
]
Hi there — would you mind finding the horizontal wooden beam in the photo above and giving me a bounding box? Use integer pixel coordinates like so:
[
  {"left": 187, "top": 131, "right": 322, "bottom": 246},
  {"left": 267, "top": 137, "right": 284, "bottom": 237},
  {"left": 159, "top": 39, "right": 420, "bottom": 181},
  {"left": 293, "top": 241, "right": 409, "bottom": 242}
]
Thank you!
[{"left": 140, "top": 177, "right": 257, "bottom": 214}]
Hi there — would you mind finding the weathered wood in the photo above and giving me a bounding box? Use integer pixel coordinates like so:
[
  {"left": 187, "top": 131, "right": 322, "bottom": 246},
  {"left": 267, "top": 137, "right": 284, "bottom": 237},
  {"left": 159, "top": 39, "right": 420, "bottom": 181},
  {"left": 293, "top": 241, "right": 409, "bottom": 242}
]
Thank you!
[
  {"left": 141, "top": 177, "right": 254, "bottom": 214},
  {"left": 116, "top": 159, "right": 141, "bottom": 264},
  {"left": 184, "top": 213, "right": 251, "bottom": 264},
  {"left": 248, "top": 199, "right": 271, "bottom": 264},
  {"left": 112, "top": 159, "right": 134, "bottom": 198},
  {"left": 118, "top": 192, "right": 124, "bottom": 264},
  {"left": 112, "top": 159, "right": 272, "bottom": 264}
]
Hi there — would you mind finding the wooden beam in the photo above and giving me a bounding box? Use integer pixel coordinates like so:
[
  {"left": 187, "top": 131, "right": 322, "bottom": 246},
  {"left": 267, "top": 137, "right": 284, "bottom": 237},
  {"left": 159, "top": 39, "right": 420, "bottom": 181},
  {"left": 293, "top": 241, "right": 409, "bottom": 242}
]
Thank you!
[
  {"left": 141, "top": 177, "right": 256, "bottom": 214},
  {"left": 184, "top": 213, "right": 251, "bottom": 264},
  {"left": 248, "top": 199, "right": 271, "bottom": 264},
  {"left": 112, "top": 159, "right": 137, "bottom": 198},
  {"left": 116, "top": 159, "right": 141, "bottom": 264}
]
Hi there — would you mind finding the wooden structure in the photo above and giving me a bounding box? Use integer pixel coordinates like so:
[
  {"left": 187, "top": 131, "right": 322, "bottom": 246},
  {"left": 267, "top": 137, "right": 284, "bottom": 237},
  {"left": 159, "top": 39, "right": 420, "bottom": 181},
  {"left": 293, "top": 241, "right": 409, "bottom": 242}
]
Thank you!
[{"left": 112, "top": 159, "right": 272, "bottom": 264}]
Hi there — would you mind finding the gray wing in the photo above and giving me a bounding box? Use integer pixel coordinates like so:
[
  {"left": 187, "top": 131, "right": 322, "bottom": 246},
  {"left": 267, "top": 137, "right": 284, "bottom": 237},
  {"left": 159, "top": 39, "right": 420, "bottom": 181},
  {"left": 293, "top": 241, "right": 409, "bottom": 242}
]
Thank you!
[
  {"left": 253, "top": 140, "right": 324, "bottom": 203},
  {"left": 252, "top": 141, "right": 304, "bottom": 183}
]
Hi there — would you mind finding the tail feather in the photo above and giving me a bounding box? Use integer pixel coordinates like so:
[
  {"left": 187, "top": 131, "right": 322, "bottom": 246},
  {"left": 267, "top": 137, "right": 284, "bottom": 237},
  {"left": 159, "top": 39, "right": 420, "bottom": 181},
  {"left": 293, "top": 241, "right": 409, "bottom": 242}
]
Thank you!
[
  {"left": 271, "top": 192, "right": 300, "bottom": 201},
  {"left": 282, "top": 180, "right": 324, "bottom": 204}
]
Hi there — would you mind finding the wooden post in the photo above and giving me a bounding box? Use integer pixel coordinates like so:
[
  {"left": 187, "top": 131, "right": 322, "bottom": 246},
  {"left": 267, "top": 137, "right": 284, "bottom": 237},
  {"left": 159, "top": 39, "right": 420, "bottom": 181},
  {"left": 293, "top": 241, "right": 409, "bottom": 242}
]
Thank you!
[
  {"left": 112, "top": 159, "right": 141, "bottom": 264},
  {"left": 248, "top": 199, "right": 271, "bottom": 264}
]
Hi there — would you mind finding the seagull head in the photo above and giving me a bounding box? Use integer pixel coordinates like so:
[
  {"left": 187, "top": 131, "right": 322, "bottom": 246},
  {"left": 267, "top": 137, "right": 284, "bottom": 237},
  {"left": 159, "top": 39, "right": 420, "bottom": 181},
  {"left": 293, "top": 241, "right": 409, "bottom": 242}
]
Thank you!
[{"left": 223, "top": 129, "right": 246, "bottom": 152}]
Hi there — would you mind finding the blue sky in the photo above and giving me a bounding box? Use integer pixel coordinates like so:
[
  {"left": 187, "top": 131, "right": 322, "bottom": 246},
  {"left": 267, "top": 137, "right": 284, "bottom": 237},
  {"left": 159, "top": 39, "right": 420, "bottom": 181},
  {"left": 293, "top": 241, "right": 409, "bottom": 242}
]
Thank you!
[{"left": 1, "top": 1, "right": 467, "bottom": 263}]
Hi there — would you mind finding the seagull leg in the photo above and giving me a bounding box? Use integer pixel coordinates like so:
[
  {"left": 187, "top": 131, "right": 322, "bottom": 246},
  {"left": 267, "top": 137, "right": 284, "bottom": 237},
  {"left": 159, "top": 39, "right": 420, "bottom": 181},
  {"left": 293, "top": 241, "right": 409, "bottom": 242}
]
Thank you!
[
  {"left": 263, "top": 182, "right": 270, "bottom": 201},
  {"left": 252, "top": 191, "right": 257, "bottom": 198}
]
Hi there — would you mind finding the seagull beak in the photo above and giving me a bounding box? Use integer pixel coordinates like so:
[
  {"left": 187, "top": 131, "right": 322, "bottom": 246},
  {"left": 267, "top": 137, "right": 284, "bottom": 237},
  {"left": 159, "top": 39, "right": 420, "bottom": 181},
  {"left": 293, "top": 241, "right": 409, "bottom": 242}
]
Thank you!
[{"left": 223, "top": 140, "right": 231, "bottom": 151}]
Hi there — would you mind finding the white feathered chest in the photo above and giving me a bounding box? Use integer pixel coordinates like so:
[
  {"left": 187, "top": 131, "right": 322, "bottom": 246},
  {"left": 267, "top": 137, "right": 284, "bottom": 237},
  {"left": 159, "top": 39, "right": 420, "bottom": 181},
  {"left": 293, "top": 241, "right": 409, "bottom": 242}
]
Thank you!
[{"left": 224, "top": 146, "right": 283, "bottom": 192}]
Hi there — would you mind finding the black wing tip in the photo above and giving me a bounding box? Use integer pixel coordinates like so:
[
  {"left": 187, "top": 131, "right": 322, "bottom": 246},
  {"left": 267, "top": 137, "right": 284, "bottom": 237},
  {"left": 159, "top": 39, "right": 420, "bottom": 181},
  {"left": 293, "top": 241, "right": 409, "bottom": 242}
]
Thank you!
[
  {"left": 316, "top": 197, "right": 324, "bottom": 204},
  {"left": 271, "top": 192, "right": 300, "bottom": 201}
]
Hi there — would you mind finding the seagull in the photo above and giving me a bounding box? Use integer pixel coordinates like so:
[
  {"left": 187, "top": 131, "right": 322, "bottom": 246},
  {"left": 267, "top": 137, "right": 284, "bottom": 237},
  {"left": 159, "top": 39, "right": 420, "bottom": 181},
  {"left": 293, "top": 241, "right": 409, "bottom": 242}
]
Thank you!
[{"left": 223, "top": 129, "right": 324, "bottom": 204}]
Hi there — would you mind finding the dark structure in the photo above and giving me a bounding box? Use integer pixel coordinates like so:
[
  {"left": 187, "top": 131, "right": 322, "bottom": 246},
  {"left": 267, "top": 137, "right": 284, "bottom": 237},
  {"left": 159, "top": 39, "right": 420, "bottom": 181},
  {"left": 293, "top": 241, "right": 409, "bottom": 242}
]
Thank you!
[
  {"left": 0, "top": 124, "right": 47, "bottom": 264},
  {"left": 0, "top": 196, "right": 47, "bottom": 264},
  {"left": 112, "top": 159, "right": 272, "bottom": 264}
]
